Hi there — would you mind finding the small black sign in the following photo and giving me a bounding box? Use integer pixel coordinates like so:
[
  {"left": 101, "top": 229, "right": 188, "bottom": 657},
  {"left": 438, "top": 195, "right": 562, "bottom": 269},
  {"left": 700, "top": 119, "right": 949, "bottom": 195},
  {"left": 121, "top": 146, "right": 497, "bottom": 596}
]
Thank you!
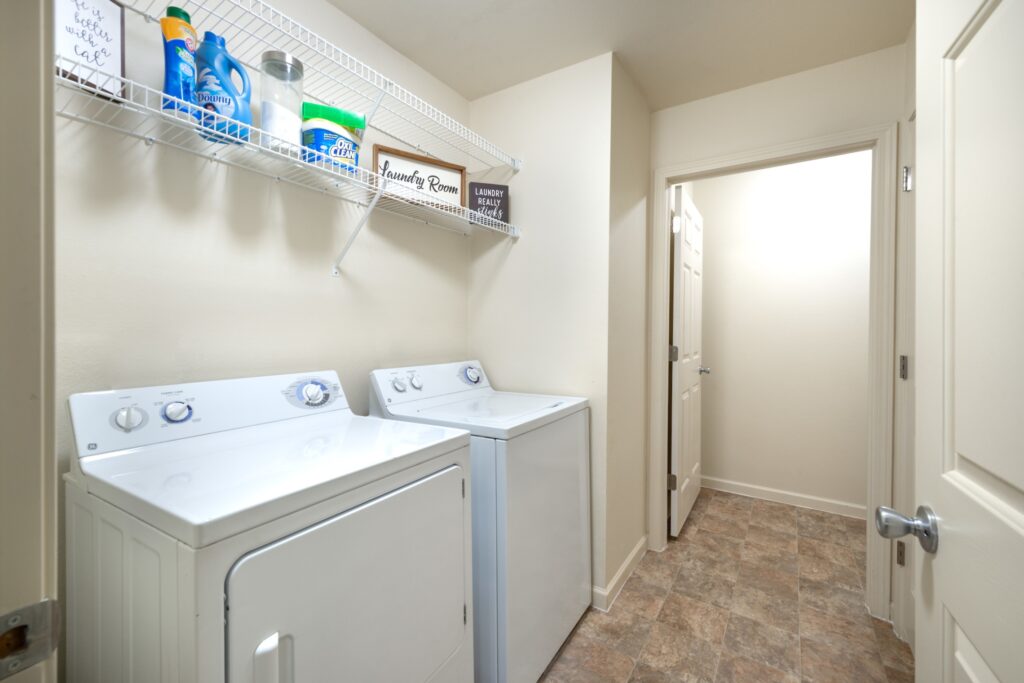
[{"left": 469, "top": 182, "right": 510, "bottom": 223}]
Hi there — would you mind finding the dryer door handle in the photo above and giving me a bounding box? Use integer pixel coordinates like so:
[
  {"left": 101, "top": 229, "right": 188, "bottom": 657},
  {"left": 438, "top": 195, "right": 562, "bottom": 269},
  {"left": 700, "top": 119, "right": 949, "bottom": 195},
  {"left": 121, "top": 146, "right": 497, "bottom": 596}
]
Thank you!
[{"left": 253, "top": 632, "right": 293, "bottom": 683}]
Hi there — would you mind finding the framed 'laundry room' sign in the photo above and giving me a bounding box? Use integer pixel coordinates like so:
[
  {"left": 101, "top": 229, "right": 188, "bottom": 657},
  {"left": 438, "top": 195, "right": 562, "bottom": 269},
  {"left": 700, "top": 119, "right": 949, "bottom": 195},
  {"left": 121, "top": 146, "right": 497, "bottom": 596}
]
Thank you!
[{"left": 373, "top": 145, "right": 467, "bottom": 206}]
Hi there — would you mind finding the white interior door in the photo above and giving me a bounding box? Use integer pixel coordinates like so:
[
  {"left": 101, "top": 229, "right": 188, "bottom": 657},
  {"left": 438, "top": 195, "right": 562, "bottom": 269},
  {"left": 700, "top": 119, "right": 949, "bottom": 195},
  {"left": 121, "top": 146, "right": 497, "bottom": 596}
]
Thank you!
[
  {"left": 915, "top": 0, "right": 1024, "bottom": 680},
  {"left": 668, "top": 186, "right": 703, "bottom": 536}
]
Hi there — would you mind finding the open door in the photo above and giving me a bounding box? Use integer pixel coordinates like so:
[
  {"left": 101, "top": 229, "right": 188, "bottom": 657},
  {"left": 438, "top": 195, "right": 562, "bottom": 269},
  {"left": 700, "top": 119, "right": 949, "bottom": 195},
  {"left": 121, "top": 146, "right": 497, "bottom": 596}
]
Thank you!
[
  {"left": 910, "top": 0, "right": 1024, "bottom": 679},
  {"left": 668, "top": 186, "right": 704, "bottom": 536}
]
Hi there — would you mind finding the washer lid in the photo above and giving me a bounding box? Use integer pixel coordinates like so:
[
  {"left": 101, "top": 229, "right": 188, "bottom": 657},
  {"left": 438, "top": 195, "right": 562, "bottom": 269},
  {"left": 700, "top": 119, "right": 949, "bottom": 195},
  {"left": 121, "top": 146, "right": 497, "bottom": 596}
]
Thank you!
[
  {"left": 391, "top": 391, "right": 588, "bottom": 439},
  {"left": 75, "top": 411, "right": 469, "bottom": 548}
]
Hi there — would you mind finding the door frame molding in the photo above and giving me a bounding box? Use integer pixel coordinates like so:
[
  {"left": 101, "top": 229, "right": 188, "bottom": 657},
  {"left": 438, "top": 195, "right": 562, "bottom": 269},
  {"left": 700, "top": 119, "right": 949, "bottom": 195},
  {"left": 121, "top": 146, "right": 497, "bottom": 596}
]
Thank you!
[{"left": 646, "top": 122, "right": 899, "bottom": 618}]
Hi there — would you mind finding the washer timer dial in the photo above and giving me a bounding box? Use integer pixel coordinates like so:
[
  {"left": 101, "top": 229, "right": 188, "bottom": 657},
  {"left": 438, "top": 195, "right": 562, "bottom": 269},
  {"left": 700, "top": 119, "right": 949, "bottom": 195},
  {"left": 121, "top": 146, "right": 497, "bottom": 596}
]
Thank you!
[
  {"left": 114, "top": 406, "right": 145, "bottom": 432},
  {"left": 464, "top": 366, "right": 481, "bottom": 384}
]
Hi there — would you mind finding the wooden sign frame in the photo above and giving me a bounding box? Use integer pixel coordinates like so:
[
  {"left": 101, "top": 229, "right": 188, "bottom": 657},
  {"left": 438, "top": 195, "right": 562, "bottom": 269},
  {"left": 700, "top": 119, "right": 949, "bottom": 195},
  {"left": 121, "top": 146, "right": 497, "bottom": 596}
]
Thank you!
[{"left": 372, "top": 144, "right": 467, "bottom": 207}]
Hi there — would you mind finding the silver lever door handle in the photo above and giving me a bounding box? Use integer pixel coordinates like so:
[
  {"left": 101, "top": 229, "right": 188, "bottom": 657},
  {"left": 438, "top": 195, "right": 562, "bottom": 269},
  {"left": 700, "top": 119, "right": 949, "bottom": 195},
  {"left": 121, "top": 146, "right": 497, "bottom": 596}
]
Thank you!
[
  {"left": 875, "top": 505, "right": 939, "bottom": 553},
  {"left": 698, "top": 366, "right": 711, "bottom": 375}
]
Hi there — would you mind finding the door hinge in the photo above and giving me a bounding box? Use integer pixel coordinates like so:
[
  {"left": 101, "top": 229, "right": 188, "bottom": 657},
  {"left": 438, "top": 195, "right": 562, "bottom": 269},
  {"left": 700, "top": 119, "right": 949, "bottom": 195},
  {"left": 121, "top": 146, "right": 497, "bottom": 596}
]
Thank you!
[
  {"left": 667, "top": 473, "right": 678, "bottom": 491},
  {"left": 899, "top": 355, "right": 909, "bottom": 380},
  {"left": 463, "top": 604, "right": 467, "bottom": 624},
  {"left": 669, "top": 345, "right": 679, "bottom": 363},
  {"left": 896, "top": 540, "right": 907, "bottom": 566},
  {"left": 0, "top": 599, "right": 60, "bottom": 680},
  {"left": 901, "top": 166, "right": 913, "bottom": 192}
]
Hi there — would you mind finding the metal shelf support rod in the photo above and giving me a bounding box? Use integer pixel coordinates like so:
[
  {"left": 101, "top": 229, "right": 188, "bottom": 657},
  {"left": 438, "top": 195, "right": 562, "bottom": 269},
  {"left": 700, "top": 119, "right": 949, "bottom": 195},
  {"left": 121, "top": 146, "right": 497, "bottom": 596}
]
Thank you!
[{"left": 331, "top": 179, "right": 387, "bottom": 276}]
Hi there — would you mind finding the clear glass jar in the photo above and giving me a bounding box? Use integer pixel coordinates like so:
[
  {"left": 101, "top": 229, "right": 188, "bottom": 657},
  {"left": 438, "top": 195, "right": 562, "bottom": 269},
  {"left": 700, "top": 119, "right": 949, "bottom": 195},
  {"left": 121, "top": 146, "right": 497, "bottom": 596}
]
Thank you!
[{"left": 259, "top": 51, "right": 304, "bottom": 147}]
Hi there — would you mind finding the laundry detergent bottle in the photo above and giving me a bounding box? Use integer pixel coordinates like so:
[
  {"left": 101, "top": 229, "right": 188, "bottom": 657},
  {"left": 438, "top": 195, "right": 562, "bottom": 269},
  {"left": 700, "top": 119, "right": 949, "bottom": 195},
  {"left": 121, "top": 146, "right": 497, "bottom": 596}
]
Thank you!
[
  {"left": 159, "top": 6, "right": 197, "bottom": 111},
  {"left": 195, "top": 31, "right": 252, "bottom": 143}
]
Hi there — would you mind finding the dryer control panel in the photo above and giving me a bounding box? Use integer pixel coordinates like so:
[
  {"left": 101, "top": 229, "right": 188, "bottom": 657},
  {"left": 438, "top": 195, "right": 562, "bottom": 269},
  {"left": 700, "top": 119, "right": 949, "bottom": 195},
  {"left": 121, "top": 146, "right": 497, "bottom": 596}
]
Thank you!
[
  {"left": 69, "top": 371, "right": 346, "bottom": 458},
  {"left": 369, "top": 361, "right": 491, "bottom": 408}
]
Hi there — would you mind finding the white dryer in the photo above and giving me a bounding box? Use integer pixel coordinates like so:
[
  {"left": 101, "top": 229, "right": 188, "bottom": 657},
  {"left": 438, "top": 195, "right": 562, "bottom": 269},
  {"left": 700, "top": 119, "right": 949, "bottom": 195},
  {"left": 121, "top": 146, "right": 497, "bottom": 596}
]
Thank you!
[
  {"left": 369, "top": 361, "right": 591, "bottom": 683},
  {"left": 65, "top": 371, "right": 474, "bottom": 682}
]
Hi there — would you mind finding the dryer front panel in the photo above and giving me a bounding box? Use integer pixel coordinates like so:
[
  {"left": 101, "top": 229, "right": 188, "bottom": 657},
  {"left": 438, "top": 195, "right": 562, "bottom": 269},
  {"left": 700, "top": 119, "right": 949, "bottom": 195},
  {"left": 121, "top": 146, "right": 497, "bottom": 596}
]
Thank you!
[{"left": 225, "top": 465, "right": 470, "bottom": 682}]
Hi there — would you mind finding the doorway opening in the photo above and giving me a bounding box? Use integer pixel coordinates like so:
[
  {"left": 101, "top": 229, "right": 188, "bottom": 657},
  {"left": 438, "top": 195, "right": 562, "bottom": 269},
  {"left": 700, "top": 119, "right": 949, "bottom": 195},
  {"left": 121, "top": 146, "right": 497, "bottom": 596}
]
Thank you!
[{"left": 648, "top": 124, "right": 900, "bottom": 620}]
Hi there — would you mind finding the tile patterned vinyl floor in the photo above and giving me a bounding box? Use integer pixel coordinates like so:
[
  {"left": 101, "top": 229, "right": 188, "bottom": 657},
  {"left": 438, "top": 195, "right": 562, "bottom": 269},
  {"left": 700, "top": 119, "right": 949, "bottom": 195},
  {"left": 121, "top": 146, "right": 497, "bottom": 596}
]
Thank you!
[{"left": 542, "top": 488, "right": 914, "bottom": 683}]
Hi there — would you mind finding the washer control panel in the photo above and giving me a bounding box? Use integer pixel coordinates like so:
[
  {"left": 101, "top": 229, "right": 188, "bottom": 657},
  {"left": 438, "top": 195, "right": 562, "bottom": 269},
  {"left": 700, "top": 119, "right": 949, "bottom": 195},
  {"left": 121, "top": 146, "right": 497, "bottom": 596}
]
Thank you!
[
  {"left": 370, "top": 361, "right": 490, "bottom": 408},
  {"left": 70, "top": 371, "right": 346, "bottom": 458}
]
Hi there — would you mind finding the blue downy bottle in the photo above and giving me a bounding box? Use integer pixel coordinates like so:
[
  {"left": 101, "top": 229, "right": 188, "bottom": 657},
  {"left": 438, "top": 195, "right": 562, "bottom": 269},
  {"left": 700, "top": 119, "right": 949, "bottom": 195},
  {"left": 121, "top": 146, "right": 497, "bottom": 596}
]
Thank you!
[{"left": 195, "top": 32, "right": 252, "bottom": 143}]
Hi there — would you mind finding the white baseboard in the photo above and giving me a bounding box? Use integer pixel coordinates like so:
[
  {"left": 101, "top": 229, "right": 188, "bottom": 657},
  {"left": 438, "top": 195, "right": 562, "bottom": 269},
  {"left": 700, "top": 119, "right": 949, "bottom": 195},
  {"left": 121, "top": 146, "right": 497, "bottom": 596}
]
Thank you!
[
  {"left": 591, "top": 534, "right": 647, "bottom": 612},
  {"left": 702, "top": 476, "right": 867, "bottom": 519}
]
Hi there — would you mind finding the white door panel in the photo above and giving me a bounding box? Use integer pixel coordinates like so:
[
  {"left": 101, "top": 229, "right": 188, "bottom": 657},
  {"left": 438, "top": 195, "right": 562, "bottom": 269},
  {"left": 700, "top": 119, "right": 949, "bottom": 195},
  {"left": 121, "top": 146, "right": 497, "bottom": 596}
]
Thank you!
[
  {"left": 669, "top": 187, "right": 703, "bottom": 536},
  {"left": 225, "top": 466, "right": 469, "bottom": 683},
  {"left": 917, "top": 0, "right": 1024, "bottom": 680}
]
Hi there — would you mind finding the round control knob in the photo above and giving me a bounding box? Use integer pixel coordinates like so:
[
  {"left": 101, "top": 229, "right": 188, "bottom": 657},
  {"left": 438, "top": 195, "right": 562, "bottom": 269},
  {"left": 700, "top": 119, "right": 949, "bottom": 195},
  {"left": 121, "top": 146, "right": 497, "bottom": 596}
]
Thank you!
[
  {"left": 392, "top": 378, "right": 407, "bottom": 393},
  {"left": 114, "top": 406, "right": 144, "bottom": 432},
  {"left": 464, "top": 367, "right": 481, "bottom": 384},
  {"left": 302, "top": 382, "right": 324, "bottom": 404},
  {"left": 409, "top": 375, "right": 423, "bottom": 390},
  {"left": 163, "top": 401, "right": 191, "bottom": 423}
]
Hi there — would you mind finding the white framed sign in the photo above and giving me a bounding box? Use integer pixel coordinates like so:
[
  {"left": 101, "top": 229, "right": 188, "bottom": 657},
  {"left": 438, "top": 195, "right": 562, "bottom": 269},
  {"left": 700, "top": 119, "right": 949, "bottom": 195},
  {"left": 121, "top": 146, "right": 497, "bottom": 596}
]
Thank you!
[
  {"left": 373, "top": 145, "right": 467, "bottom": 206},
  {"left": 56, "top": 0, "right": 125, "bottom": 97}
]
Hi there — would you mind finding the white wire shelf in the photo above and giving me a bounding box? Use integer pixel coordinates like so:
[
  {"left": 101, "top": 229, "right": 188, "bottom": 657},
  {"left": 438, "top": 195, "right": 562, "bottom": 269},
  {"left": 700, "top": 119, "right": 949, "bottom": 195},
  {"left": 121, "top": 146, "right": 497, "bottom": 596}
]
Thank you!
[
  {"left": 118, "top": 0, "right": 521, "bottom": 174},
  {"left": 55, "top": 58, "right": 521, "bottom": 267}
]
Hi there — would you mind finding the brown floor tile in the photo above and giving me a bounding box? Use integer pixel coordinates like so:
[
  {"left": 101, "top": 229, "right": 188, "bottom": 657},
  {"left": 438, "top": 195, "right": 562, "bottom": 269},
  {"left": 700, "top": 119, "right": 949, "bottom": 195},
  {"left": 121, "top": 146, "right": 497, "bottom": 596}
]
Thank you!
[
  {"left": 799, "top": 605, "right": 878, "bottom": 657},
  {"left": 547, "top": 632, "right": 637, "bottom": 683},
  {"left": 871, "top": 618, "right": 914, "bottom": 675},
  {"left": 797, "top": 537, "right": 861, "bottom": 568},
  {"left": 884, "top": 666, "right": 914, "bottom": 683},
  {"left": 628, "top": 662, "right": 701, "bottom": 682},
  {"left": 729, "top": 584, "right": 799, "bottom": 634},
  {"left": 711, "top": 491, "right": 755, "bottom": 508},
  {"left": 798, "top": 577, "right": 867, "bottom": 622},
  {"left": 555, "top": 497, "right": 912, "bottom": 683},
  {"left": 722, "top": 614, "right": 800, "bottom": 676},
  {"left": 615, "top": 575, "right": 670, "bottom": 621},
  {"left": 737, "top": 561, "right": 799, "bottom": 600},
  {"left": 692, "top": 530, "right": 744, "bottom": 561},
  {"left": 706, "top": 498, "right": 753, "bottom": 524},
  {"left": 658, "top": 592, "right": 730, "bottom": 645},
  {"left": 672, "top": 564, "right": 736, "bottom": 609},
  {"left": 798, "top": 554, "right": 863, "bottom": 591},
  {"left": 577, "top": 607, "right": 654, "bottom": 660},
  {"left": 740, "top": 543, "right": 799, "bottom": 575},
  {"left": 699, "top": 513, "right": 749, "bottom": 541},
  {"left": 639, "top": 622, "right": 720, "bottom": 683},
  {"left": 634, "top": 550, "right": 682, "bottom": 591},
  {"left": 745, "top": 523, "right": 798, "bottom": 554},
  {"left": 715, "top": 653, "right": 799, "bottom": 683},
  {"left": 749, "top": 501, "right": 799, "bottom": 535},
  {"left": 801, "top": 637, "right": 887, "bottom": 682},
  {"left": 795, "top": 510, "right": 847, "bottom": 542}
]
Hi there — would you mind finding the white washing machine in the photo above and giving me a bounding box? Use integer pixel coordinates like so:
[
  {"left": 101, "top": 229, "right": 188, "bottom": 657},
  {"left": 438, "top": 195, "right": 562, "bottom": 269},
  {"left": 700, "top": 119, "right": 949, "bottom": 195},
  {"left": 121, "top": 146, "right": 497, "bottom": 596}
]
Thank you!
[
  {"left": 369, "top": 361, "right": 591, "bottom": 683},
  {"left": 65, "top": 370, "right": 474, "bottom": 683}
]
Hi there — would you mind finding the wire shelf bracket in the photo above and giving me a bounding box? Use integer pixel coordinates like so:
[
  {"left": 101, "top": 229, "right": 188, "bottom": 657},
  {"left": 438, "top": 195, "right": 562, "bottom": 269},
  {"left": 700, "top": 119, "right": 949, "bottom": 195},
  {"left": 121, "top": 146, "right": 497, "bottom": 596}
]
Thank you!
[{"left": 331, "top": 179, "right": 387, "bottom": 276}]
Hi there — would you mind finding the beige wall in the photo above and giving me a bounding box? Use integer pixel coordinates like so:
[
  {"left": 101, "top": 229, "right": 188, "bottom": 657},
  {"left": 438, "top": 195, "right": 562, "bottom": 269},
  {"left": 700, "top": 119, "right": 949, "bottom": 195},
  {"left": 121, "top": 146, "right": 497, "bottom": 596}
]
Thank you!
[
  {"left": 1, "top": 1, "right": 57, "bottom": 681},
  {"left": 651, "top": 45, "right": 907, "bottom": 170},
  {"left": 605, "top": 58, "right": 650, "bottom": 584},
  {"left": 467, "top": 54, "right": 651, "bottom": 597},
  {"left": 467, "top": 54, "right": 615, "bottom": 588},
  {"left": 693, "top": 151, "right": 873, "bottom": 510},
  {"left": 55, "top": 0, "right": 475, "bottom": 470}
]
